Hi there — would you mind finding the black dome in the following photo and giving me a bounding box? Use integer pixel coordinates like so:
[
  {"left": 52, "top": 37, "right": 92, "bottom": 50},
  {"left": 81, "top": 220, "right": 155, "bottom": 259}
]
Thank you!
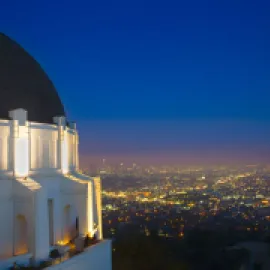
[{"left": 0, "top": 33, "right": 65, "bottom": 123}]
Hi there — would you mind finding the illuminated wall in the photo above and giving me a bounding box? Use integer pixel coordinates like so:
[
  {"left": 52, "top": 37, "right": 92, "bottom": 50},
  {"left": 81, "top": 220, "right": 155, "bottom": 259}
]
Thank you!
[
  {"left": 67, "top": 129, "right": 76, "bottom": 170},
  {"left": 87, "top": 181, "right": 94, "bottom": 235},
  {"left": 15, "top": 136, "right": 29, "bottom": 177},
  {"left": 0, "top": 111, "right": 79, "bottom": 176},
  {"left": 93, "top": 177, "right": 103, "bottom": 239},
  {"left": 61, "top": 131, "right": 69, "bottom": 174},
  {"left": 0, "top": 120, "right": 10, "bottom": 171},
  {"left": 30, "top": 124, "right": 58, "bottom": 170},
  {"left": 0, "top": 109, "right": 104, "bottom": 262}
]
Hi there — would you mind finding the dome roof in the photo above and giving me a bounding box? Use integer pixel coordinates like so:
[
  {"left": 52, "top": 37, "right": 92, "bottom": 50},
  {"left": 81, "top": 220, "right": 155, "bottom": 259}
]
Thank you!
[{"left": 0, "top": 33, "right": 65, "bottom": 123}]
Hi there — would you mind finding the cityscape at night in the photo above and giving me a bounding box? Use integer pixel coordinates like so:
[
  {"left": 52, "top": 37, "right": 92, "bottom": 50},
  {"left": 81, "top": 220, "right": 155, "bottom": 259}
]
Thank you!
[
  {"left": 99, "top": 163, "right": 270, "bottom": 237},
  {"left": 1, "top": 0, "right": 270, "bottom": 270},
  {"left": 99, "top": 163, "right": 270, "bottom": 269}
]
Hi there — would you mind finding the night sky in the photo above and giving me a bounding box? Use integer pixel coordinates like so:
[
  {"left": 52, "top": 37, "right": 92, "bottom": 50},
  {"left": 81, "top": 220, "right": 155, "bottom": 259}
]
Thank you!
[{"left": 1, "top": 0, "right": 270, "bottom": 166}]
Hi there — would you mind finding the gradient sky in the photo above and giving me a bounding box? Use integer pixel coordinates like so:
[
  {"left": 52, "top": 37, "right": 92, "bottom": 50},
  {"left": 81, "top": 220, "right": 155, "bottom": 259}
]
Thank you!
[{"left": 1, "top": 0, "right": 270, "bottom": 166}]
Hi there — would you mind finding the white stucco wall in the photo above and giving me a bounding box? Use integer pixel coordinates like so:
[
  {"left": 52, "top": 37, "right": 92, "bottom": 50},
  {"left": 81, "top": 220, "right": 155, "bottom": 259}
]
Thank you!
[
  {"left": 46, "top": 240, "right": 112, "bottom": 270},
  {"left": 61, "top": 180, "right": 87, "bottom": 238},
  {"left": 0, "top": 175, "right": 91, "bottom": 260},
  {"left": 0, "top": 118, "right": 81, "bottom": 260},
  {"left": 13, "top": 181, "right": 35, "bottom": 256},
  {"left": 0, "top": 179, "right": 36, "bottom": 259},
  {"left": 0, "top": 121, "right": 11, "bottom": 172},
  {"left": 33, "top": 176, "right": 88, "bottom": 244},
  {"left": 0, "top": 180, "right": 13, "bottom": 259},
  {"left": 30, "top": 123, "right": 58, "bottom": 171},
  {"left": 29, "top": 123, "right": 77, "bottom": 174},
  {"left": 0, "top": 115, "right": 107, "bottom": 265},
  {"left": 67, "top": 129, "right": 76, "bottom": 171},
  {"left": 0, "top": 119, "right": 78, "bottom": 176}
]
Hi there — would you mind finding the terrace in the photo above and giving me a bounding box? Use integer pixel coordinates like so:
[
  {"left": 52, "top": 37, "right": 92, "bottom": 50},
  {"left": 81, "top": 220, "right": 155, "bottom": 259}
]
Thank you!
[{"left": 0, "top": 238, "right": 111, "bottom": 270}]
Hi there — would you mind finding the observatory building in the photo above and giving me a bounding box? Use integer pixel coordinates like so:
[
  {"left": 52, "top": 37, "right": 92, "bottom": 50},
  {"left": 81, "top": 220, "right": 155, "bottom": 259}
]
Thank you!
[{"left": 0, "top": 33, "right": 111, "bottom": 269}]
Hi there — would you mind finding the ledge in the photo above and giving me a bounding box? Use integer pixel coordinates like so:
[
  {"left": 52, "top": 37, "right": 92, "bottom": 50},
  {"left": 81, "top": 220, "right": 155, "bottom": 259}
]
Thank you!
[{"left": 46, "top": 240, "right": 112, "bottom": 270}]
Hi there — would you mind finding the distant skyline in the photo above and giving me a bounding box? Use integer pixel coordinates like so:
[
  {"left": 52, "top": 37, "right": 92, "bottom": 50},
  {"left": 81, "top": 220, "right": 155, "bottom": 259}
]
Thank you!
[
  {"left": 79, "top": 119, "right": 270, "bottom": 168},
  {"left": 1, "top": 1, "right": 270, "bottom": 166}
]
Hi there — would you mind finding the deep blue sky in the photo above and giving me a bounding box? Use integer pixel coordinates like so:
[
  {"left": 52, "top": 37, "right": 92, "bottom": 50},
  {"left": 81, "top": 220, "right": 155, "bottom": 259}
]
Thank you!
[{"left": 1, "top": 0, "right": 270, "bottom": 166}]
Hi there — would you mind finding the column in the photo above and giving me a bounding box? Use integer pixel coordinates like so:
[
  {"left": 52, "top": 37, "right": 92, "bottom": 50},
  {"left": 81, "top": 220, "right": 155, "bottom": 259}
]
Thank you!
[
  {"left": 93, "top": 177, "right": 103, "bottom": 240},
  {"left": 32, "top": 188, "right": 50, "bottom": 260},
  {"left": 9, "top": 109, "right": 29, "bottom": 177},
  {"left": 53, "top": 116, "right": 68, "bottom": 174},
  {"left": 69, "top": 121, "right": 78, "bottom": 171},
  {"left": 75, "top": 131, "right": 79, "bottom": 170},
  {"left": 87, "top": 181, "right": 94, "bottom": 236}
]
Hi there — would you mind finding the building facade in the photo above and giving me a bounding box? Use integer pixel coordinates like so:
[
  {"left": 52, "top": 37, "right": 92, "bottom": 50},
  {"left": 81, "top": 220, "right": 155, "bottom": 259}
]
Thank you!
[{"left": 0, "top": 33, "right": 106, "bottom": 266}]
